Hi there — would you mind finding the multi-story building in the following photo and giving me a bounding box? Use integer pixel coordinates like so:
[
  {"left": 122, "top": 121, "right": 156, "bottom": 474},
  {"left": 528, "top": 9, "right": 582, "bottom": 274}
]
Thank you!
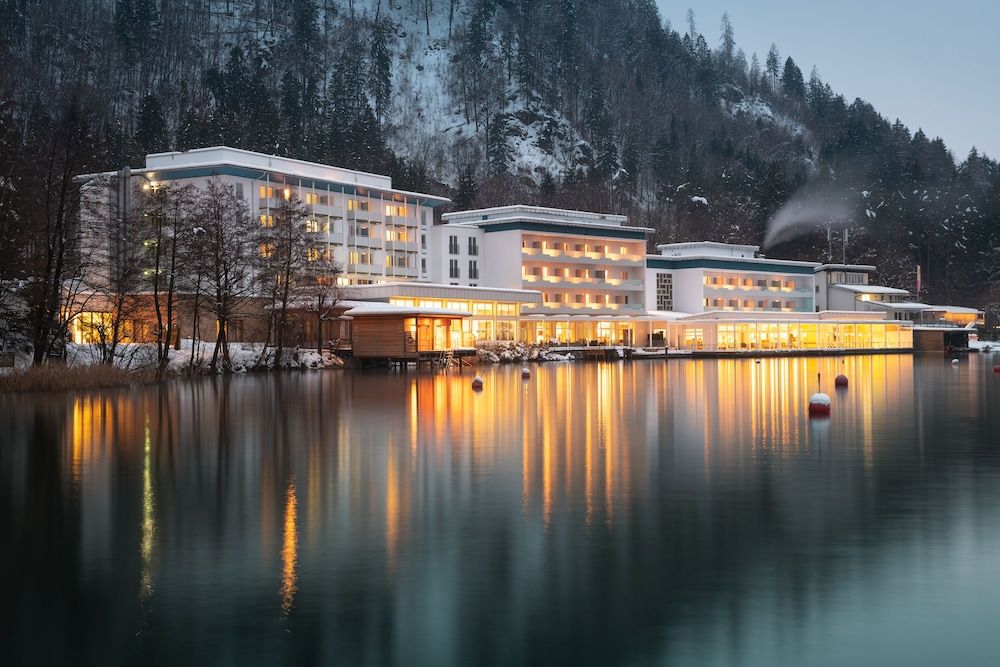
[
  {"left": 79, "top": 146, "right": 449, "bottom": 286},
  {"left": 438, "top": 206, "right": 650, "bottom": 344},
  {"left": 72, "top": 147, "right": 952, "bottom": 354},
  {"left": 645, "top": 242, "right": 817, "bottom": 315}
]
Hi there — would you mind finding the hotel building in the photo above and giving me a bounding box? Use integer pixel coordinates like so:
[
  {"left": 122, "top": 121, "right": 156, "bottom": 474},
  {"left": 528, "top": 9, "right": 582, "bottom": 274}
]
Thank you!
[
  {"left": 78, "top": 146, "right": 450, "bottom": 286},
  {"left": 73, "top": 147, "right": 968, "bottom": 355},
  {"left": 436, "top": 206, "right": 649, "bottom": 345}
]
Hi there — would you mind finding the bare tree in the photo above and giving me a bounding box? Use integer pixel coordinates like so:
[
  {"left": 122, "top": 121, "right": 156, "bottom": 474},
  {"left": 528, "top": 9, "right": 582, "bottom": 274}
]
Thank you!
[
  {"left": 22, "top": 98, "right": 98, "bottom": 365},
  {"left": 257, "top": 192, "right": 309, "bottom": 367},
  {"left": 193, "top": 179, "right": 259, "bottom": 373},
  {"left": 137, "top": 180, "right": 197, "bottom": 376}
]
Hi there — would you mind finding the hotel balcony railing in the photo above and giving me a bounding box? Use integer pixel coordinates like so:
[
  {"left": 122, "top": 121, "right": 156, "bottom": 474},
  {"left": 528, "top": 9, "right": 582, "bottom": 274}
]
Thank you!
[
  {"left": 704, "top": 284, "right": 813, "bottom": 295},
  {"left": 521, "top": 248, "right": 646, "bottom": 264},
  {"left": 522, "top": 275, "right": 644, "bottom": 290},
  {"left": 385, "top": 238, "right": 418, "bottom": 252}
]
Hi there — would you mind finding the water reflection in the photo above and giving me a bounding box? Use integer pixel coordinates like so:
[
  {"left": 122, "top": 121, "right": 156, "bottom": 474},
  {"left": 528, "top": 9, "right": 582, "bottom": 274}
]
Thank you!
[{"left": 1, "top": 355, "right": 999, "bottom": 665}]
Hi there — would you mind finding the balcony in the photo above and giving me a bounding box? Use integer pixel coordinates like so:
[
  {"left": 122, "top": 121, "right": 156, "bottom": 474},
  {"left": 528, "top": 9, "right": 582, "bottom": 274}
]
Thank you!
[
  {"left": 522, "top": 275, "right": 644, "bottom": 291},
  {"left": 521, "top": 248, "right": 645, "bottom": 266}
]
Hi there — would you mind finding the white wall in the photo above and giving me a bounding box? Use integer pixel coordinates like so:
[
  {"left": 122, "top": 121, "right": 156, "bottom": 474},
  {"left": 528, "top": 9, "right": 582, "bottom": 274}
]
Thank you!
[
  {"left": 427, "top": 225, "right": 487, "bottom": 285},
  {"left": 672, "top": 268, "right": 707, "bottom": 313},
  {"left": 480, "top": 229, "right": 524, "bottom": 289}
]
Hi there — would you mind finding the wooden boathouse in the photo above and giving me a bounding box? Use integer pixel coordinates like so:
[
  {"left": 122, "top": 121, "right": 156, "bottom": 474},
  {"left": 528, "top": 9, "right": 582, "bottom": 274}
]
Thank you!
[{"left": 346, "top": 304, "right": 476, "bottom": 367}]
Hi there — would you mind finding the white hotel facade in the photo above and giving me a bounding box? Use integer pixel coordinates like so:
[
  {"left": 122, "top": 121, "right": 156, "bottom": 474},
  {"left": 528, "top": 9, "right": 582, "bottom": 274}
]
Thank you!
[{"left": 75, "top": 147, "right": 934, "bottom": 354}]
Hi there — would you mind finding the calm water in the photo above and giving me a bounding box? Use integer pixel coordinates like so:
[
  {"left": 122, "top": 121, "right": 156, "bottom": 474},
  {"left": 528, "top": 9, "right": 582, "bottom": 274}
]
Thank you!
[{"left": 2, "top": 355, "right": 1000, "bottom": 666}]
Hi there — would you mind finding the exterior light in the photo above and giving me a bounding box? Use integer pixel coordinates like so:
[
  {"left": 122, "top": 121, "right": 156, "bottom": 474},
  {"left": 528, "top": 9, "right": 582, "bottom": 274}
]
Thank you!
[{"left": 283, "top": 188, "right": 292, "bottom": 200}]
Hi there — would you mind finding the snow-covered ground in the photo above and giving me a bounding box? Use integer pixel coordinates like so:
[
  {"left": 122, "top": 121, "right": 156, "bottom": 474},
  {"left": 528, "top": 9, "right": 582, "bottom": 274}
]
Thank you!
[{"left": 1, "top": 340, "right": 344, "bottom": 375}]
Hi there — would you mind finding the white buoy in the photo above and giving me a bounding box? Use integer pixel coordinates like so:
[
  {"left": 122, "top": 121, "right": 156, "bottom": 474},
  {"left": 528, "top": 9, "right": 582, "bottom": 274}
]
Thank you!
[
  {"left": 471, "top": 375, "right": 484, "bottom": 390},
  {"left": 808, "top": 392, "right": 831, "bottom": 416},
  {"left": 521, "top": 367, "right": 531, "bottom": 379}
]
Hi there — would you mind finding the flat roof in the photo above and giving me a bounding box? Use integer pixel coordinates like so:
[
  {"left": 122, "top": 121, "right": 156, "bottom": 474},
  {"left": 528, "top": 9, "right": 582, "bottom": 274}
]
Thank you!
[
  {"left": 815, "top": 263, "right": 877, "bottom": 273},
  {"left": 446, "top": 216, "right": 653, "bottom": 237},
  {"left": 646, "top": 255, "right": 818, "bottom": 274},
  {"left": 443, "top": 204, "right": 628, "bottom": 226},
  {"left": 345, "top": 282, "right": 541, "bottom": 304},
  {"left": 832, "top": 284, "right": 910, "bottom": 295},
  {"left": 925, "top": 304, "right": 984, "bottom": 314},
  {"left": 866, "top": 301, "right": 932, "bottom": 311},
  {"left": 76, "top": 146, "right": 451, "bottom": 207},
  {"left": 344, "top": 304, "right": 470, "bottom": 318}
]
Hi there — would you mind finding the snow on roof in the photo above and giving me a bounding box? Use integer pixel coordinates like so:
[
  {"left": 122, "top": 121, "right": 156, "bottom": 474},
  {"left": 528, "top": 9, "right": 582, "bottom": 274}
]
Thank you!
[
  {"left": 344, "top": 304, "right": 470, "bottom": 318},
  {"left": 832, "top": 284, "right": 910, "bottom": 295},
  {"left": 644, "top": 310, "right": 695, "bottom": 321},
  {"left": 926, "top": 305, "right": 983, "bottom": 314},
  {"left": 867, "top": 301, "right": 932, "bottom": 311},
  {"left": 815, "top": 263, "right": 877, "bottom": 272}
]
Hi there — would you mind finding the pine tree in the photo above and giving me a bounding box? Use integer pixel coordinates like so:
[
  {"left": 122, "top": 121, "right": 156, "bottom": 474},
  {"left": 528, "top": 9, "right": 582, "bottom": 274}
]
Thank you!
[
  {"left": 718, "top": 13, "right": 735, "bottom": 72},
  {"left": 369, "top": 17, "right": 394, "bottom": 124},
  {"left": 486, "top": 113, "right": 513, "bottom": 176},
  {"left": 749, "top": 53, "right": 761, "bottom": 95},
  {"left": 455, "top": 166, "right": 479, "bottom": 209},
  {"left": 781, "top": 57, "right": 805, "bottom": 98},
  {"left": 135, "top": 93, "right": 167, "bottom": 155},
  {"left": 765, "top": 44, "right": 781, "bottom": 91}
]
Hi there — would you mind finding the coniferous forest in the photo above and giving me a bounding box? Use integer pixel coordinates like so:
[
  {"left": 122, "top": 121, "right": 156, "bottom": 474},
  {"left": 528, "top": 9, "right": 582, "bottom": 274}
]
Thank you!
[{"left": 1, "top": 0, "right": 998, "bottom": 333}]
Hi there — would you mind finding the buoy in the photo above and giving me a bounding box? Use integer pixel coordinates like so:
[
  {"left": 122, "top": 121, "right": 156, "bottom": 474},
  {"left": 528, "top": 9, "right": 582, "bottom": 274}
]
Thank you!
[
  {"left": 471, "top": 375, "right": 484, "bottom": 390},
  {"left": 755, "top": 359, "right": 762, "bottom": 364},
  {"left": 808, "top": 392, "right": 831, "bottom": 416},
  {"left": 993, "top": 365, "right": 1000, "bottom": 373},
  {"left": 952, "top": 359, "right": 960, "bottom": 365},
  {"left": 521, "top": 367, "right": 531, "bottom": 379},
  {"left": 835, "top": 374, "right": 849, "bottom": 388}
]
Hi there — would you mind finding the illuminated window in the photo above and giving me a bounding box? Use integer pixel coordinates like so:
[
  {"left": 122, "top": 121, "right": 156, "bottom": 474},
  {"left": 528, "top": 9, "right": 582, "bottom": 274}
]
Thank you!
[
  {"left": 305, "top": 219, "right": 329, "bottom": 233},
  {"left": 260, "top": 242, "right": 274, "bottom": 258},
  {"left": 348, "top": 199, "right": 369, "bottom": 212},
  {"left": 260, "top": 214, "right": 274, "bottom": 227},
  {"left": 385, "top": 204, "right": 407, "bottom": 217},
  {"left": 495, "top": 303, "right": 516, "bottom": 317},
  {"left": 473, "top": 302, "right": 493, "bottom": 315},
  {"left": 259, "top": 185, "right": 274, "bottom": 198}
]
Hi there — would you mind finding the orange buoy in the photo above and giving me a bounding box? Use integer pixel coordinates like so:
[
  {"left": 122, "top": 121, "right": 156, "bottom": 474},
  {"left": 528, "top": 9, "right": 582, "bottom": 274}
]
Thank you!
[
  {"left": 993, "top": 365, "right": 1000, "bottom": 373},
  {"left": 471, "top": 375, "right": 484, "bottom": 390},
  {"left": 835, "top": 374, "right": 849, "bottom": 388},
  {"left": 521, "top": 367, "right": 531, "bottom": 379},
  {"left": 808, "top": 392, "right": 831, "bottom": 416}
]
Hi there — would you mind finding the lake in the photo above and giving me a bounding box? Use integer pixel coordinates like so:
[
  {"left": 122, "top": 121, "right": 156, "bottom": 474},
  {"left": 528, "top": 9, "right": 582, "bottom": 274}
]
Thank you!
[{"left": 2, "top": 355, "right": 1000, "bottom": 666}]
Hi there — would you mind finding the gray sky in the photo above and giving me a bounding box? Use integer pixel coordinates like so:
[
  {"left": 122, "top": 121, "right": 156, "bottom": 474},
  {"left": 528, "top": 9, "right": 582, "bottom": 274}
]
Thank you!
[{"left": 657, "top": 0, "right": 999, "bottom": 161}]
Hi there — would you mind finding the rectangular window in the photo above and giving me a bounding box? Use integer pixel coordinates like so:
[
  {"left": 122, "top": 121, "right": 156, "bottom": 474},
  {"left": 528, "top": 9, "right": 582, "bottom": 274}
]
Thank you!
[
  {"left": 575, "top": 244, "right": 585, "bottom": 252},
  {"left": 347, "top": 199, "right": 369, "bottom": 212},
  {"left": 594, "top": 270, "right": 606, "bottom": 279},
  {"left": 449, "top": 259, "right": 460, "bottom": 279},
  {"left": 495, "top": 303, "right": 516, "bottom": 317},
  {"left": 421, "top": 210, "right": 428, "bottom": 225},
  {"left": 449, "top": 235, "right": 459, "bottom": 255},
  {"left": 532, "top": 241, "right": 542, "bottom": 249},
  {"left": 305, "top": 219, "right": 329, "bottom": 233},
  {"left": 552, "top": 293, "right": 563, "bottom": 303},
  {"left": 421, "top": 234, "right": 426, "bottom": 249},
  {"left": 259, "top": 242, "right": 273, "bottom": 258},
  {"left": 592, "top": 245, "right": 604, "bottom": 254},
  {"left": 621, "top": 271, "right": 629, "bottom": 280},
  {"left": 575, "top": 294, "right": 585, "bottom": 304},
  {"left": 384, "top": 204, "right": 407, "bottom": 217},
  {"left": 259, "top": 214, "right": 274, "bottom": 228},
  {"left": 259, "top": 186, "right": 274, "bottom": 199},
  {"left": 468, "top": 236, "right": 478, "bottom": 255},
  {"left": 468, "top": 260, "right": 479, "bottom": 280},
  {"left": 421, "top": 258, "right": 427, "bottom": 272}
]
